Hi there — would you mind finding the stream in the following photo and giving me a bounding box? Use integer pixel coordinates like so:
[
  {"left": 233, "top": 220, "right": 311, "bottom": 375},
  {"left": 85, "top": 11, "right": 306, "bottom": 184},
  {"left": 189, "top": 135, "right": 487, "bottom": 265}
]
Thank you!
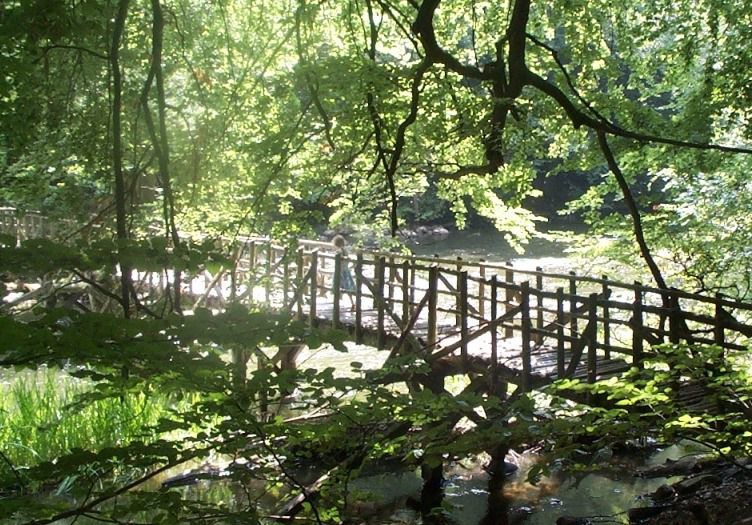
[
  {"left": 272, "top": 342, "right": 693, "bottom": 525},
  {"left": 289, "top": 228, "right": 677, "bottom": 524},
  {"left": 407, "top": 227, "right": 574, "bottom": 272}
]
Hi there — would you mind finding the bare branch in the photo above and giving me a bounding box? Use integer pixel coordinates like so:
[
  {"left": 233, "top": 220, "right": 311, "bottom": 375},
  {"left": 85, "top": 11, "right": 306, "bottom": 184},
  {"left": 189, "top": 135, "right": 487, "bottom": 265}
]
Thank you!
[
  {"left": 597, "top": 131, "right": 668, "bottom": 291},
  {"left": 40, "top": 44, "right": 109, "bottom": 61},
  {"left": 525, "top": 33, "right": 614, "bottom": 125}
]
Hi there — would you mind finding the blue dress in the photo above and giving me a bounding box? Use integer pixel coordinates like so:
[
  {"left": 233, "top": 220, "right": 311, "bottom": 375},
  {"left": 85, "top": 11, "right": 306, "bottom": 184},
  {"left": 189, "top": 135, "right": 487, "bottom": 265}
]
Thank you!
[{"left": 339, "top": 249, "right": 356, "bottom": 292}]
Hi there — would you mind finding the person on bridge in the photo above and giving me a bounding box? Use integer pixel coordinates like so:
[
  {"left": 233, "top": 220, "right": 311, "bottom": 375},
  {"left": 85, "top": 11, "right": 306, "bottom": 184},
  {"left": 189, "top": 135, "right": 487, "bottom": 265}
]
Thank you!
[{"left": 332, "top": 234, "right": 356, "bottom": 310}]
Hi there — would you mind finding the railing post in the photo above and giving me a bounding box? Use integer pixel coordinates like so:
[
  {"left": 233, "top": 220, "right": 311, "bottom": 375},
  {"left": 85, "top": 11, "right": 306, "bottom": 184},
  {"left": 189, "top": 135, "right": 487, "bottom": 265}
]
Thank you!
[
  {"left": 427, "top": 265, "right": 439, "bottom": 351},
  {"left": 333, "top": 252, "right": 342, "bottom": 329},
  {"left": 388, "top": 256, "right": 395, "bottom": 308},
  {"left": 569, "top": 271, "right": 578, "bottom": 337},
  {"left": 521, "top": 281, "right": 531, "bottom": 392},
  {"left": 490, "top": 275, "right": 499, "bottom": 393},
  {"left": 535, "top": 267, "right": 544, "bottom": 344},
  {"left": 230, "top": 246, "right": 238, "bottom": 302},
  {"left": 265, "top": 241, "right": 273, "bottom": 304},
  {"left": 556, "top": 287, "right": 565, "bottom": 378},
  {"left": 355, "top": 253, "right": 364, "bottom": 344},
  {"left": 602, "top": 276, "right": 610, "bottom": 359},
  {"left": 668, "top": 291, "right": 681, "bottom": 344},
  {"left": 459, "top": 270, "right": 469, "bottom": 368},
  {"left": 588, "top": 293, "right": 598, "bottom": 385},
  {"left": 376, "top": 257, "right": 386, "bottom": 349},
  {"left": 295, "top": 247, "right": 304, "bottom": 320},
  {"left": 249, "top": 240, "right": 257, "bottom": 295},
  {"left": 479, "top": 261, "right": 486, "bottom": 319},
  {"left": 409, "top": 262, "right": 416, "bottom": 315},
  {"left": 504, "top": 263, "right": 514, "bottom": 338},
  {"left": 401, "top": 259, "right": 410, "bottom": 324},
  {"left": 455, "top": 257, "right": 463, "bottom": 327},
  {"left": 283, "top": 249, "right": 290, "bottom": 307},
  {"left": 633, "top": 282, "right": 643, "bottom": 368},
  {"left": 714, "top": 293, "right": 725, "bottom": 348},
  {"left": 308, "top": 250, "right": 319, "bottom": 326}
]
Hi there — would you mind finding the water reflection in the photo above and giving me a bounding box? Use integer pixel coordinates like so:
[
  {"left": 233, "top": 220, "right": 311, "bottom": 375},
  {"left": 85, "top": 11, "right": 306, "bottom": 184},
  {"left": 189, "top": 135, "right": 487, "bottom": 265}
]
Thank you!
[{"left": 151, "top": 444, "right": 692, "bottom": 525}]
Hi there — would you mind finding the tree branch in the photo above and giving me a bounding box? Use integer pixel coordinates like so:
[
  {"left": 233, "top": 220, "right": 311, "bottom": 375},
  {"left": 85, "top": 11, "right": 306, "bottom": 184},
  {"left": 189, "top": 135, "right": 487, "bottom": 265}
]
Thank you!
[
  {"left": 597, "top": 131, "right": 668, "bottom": 291},
  {"left": 39, "top": 44, "right": 109, "bottom": 61},
  {"left": 525, "top": 33, "right": 614, "bottom": 126},
  {"left": 295, "top": 1, "right": 336, "bottom": 151},
  {"left": 411, "top": 0, "right": 488, "bottom": 79}
]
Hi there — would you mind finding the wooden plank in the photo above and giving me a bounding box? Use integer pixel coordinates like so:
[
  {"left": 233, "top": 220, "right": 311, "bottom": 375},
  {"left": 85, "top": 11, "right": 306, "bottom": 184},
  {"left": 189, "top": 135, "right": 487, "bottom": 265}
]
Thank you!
[
  {"left": 389, "top": 289, "right": 430, "bottom": 359},
  {"left": 429, "top": 305, "right": 523, "bottom": 361}
]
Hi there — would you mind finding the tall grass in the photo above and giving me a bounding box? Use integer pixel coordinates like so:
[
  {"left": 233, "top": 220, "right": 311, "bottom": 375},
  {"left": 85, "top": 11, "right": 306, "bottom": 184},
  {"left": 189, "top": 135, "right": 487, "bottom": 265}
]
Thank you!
[{"left": 0, "top": 368, "right": 179, "bottom": 467}]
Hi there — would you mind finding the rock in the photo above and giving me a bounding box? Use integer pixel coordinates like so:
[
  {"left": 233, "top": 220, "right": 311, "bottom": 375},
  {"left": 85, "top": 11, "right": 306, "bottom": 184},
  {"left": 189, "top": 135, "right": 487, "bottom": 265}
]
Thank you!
[
  {"left": 556, "top": 517, "right": 589, "bottom": 525},
  {"left": 638, "top": 455, "right": 701, "bottom": 478},
  {"left": 673, "top": 473, "right": 721, "bottom": 495},
  {"left": 637, "top": 470, "right": 752, "bottom": 524},
  {"left": 652, "top": 484, "right": 676, "bottom": 502},
  {"left": 503, "top": 460, "right": 519, "bottom": 475},
  {"left": 628, "top": 505, "right": 673, "bottom": 522},
  {"left": 431, "top": 226, "right": 449, "bottom": 237}
]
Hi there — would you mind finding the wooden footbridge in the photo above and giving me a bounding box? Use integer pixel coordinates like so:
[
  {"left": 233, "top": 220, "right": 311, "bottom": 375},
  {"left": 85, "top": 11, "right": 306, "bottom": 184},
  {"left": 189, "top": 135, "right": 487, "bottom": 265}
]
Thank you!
[
  {"left": 188, "top": 235, "right": 752, "bottom": 400},
  {"left": 3, "top": 207, "right": 752, "bottom": 399}
]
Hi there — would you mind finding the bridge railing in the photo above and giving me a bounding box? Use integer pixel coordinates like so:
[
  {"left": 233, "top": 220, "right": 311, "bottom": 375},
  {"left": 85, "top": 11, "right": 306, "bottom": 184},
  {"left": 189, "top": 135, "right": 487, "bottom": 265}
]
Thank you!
[
  {"left": 224, "top": 239, "right": 751, "bottom": 384},
  {"left": 3, "top": 210, "right": 752, "bottom": 393}
]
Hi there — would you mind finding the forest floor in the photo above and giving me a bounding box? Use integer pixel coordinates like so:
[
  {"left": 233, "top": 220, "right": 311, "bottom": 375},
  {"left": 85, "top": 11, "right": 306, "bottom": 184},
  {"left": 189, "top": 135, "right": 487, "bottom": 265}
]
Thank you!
[{"left": 638, "top": 459, "right": 752, "bottom": 525}]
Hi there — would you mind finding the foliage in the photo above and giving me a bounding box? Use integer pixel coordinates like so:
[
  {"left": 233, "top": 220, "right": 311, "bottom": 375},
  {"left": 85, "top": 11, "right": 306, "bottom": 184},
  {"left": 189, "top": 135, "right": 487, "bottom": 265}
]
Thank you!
[
  {"left": 0, "top": 368, "right": 179, "bottom": 466},
  {"left": 544, "top": 343, "right": 752, "bottom": 468}
]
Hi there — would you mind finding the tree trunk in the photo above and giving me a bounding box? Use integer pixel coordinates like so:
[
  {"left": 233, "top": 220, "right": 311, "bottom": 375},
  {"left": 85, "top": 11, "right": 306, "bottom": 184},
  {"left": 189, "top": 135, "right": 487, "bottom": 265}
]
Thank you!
[{"left": 109, "top": 0, "right": 132, "bottom": 318}]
